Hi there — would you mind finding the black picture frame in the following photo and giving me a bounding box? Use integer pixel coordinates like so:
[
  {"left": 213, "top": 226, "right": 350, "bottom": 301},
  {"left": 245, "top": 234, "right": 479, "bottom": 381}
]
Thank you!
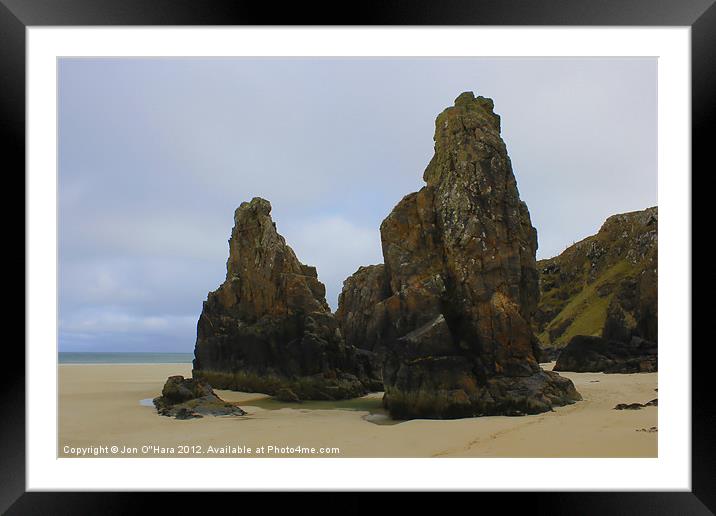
[{"left": 3, "top": 0, "right": 712, "bottom": 512}]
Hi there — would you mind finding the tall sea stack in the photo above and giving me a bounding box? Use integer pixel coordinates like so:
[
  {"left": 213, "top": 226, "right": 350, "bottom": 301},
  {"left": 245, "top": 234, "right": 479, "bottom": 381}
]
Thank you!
[
  {"left": 337, "top": 92, "right": 581, "bottom": 418},
  {"left": 192, "top": 198, "right": 373, "bottom": 400}
]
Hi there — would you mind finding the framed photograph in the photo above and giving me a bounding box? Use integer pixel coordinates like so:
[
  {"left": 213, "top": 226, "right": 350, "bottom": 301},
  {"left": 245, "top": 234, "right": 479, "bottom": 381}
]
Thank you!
[{"left": 4, "top": 0, "right": 712, "bottom": 512}]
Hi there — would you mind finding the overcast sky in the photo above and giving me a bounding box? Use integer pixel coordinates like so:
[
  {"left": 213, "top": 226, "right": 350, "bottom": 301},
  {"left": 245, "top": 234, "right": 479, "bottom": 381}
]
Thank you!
[{"left": 58, "top": 57, "right": 657, "bottom": 352}]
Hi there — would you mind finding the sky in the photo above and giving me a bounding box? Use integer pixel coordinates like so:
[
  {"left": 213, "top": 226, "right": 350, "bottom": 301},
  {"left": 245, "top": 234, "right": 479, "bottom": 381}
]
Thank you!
[{"left": 58, "top": 57, "right": 657, "bottom": 352}]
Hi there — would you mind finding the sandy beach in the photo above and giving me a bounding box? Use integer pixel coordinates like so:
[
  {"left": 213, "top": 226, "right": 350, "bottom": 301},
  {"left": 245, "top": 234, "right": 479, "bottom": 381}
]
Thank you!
[{"left": 58, "top": 363, "right": 657, "bottom": 458}]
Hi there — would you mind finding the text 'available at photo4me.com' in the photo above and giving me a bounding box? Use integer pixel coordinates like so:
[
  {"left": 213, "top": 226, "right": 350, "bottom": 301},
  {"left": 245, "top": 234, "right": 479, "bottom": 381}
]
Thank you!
[{"left": 61, "top": 443, "right": 342, "bottom": 457}]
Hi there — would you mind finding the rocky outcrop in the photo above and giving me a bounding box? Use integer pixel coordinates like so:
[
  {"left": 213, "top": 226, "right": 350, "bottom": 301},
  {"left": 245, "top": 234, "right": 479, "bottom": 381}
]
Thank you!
[
  {"left": 535, "top": 207, "right": 658, "bottom": 358},
  {"left": 603, "top": 271, "right": 658, "bottom": 346},
  {"left": 334, "top": 265, "right": 390, "bottom": 389},
  {"left": 335, "top": 264, "right": 389, "bottom": 353},
  {"left": 153, "top": 376, "right": 246, "bottom": 419},
  {"left": 553, "top": 335, "right": 657, "bottom": 374},
  {"left": 338, "top": 92, "right": 581, "bottom": 419},
  {"left": 192, "top": 198, "right": 376, "bottom": 400}
]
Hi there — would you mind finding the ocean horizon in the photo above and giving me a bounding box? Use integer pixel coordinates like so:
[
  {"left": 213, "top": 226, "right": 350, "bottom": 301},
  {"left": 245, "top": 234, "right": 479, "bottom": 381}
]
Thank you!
[{"left": 59, "top": 352, "right": 194, "bottom": 365}]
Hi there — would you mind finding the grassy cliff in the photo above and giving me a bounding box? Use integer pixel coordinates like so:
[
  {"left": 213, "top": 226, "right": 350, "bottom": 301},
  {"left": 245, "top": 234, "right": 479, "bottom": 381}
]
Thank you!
[{"left": 534, "top": 207, "right": 657, "bottom": 356}]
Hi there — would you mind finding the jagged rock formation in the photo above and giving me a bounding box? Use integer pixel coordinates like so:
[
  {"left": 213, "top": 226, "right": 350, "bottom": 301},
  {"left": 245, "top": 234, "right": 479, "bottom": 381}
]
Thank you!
[
  {"left": 334, "top": 265, "right": 389, "bottom": 387},
  {"left": 335, "top": 265, "right": 389, "bottom": 353},
  {"left": 337, "top": 92, "right": 580, "bottom": 419},
  {"left": 535, "top": 207, "right": 657, "bottom": 360},
  {"left": 192, "top": 198, "right": 376, "bottom": 400},
  {"left": 153, "top": 376, "right": 246, "bottom": 419},
  {"left": 553, "top": 335, "right": 657, "bottom": 374}
]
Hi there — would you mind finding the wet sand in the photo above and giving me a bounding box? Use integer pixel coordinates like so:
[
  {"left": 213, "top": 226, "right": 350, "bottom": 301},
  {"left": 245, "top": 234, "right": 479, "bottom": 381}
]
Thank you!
[{"left": 58, "top": 363, "right": 657, "bottom": 458}]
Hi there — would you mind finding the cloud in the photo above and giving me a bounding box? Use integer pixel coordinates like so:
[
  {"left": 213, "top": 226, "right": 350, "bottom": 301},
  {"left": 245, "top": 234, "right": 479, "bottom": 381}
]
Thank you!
[
  {"left": 62, "top": 311, "right": 196, "bottom": 334},
  {"left": 58, "top": 57, "right": 656, "bottom": 351},
  {"left": 59, "top": 310, "right": 197, "bottom": 352}
]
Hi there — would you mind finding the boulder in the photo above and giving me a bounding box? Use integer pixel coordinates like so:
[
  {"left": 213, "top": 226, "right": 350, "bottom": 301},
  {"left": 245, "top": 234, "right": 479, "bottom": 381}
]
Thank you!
[
  {"left": 153, "top": 376, "right": 246, "bottom": 419},
  {"left": 553, "top": 335, "right": 657, "bottom": 373},
  {"left": 192, "top": 197, "right": 377, "bottom": 400}
]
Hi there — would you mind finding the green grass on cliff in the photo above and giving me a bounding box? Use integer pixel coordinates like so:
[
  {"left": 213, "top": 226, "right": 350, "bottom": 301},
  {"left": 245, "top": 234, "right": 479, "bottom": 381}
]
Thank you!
[{"left": 539, "top": 259, "right": 635, "bottom": 349}]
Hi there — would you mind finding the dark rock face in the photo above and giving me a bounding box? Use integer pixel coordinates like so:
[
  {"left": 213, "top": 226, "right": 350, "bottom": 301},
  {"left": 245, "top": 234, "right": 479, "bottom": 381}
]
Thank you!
[
  {"left": 603, "top": 271, "right": 658, "bottom": 345},
  {"left": 535, "top": 207, "right": 657, "bottom": 356},
  {"left": 334, "top": 265, "right": 391, "bottom": 390},
  {"left": 338, "top": 92, "right": 580, "bottom": 419},
  {"left": 335, "top": 264, "right": 390, "bottom": 353},
  {"left": 192, "top": 198, "right": 374, "bottom": 400},
  {"left": 554, "top": 335, "right": 657, "bottom": 374},
  {"left": 153, "top": 376, "right": 246, "bottom": 419},
  {"left": 534, "top": 345, "right": 561, "bottom": 363}
]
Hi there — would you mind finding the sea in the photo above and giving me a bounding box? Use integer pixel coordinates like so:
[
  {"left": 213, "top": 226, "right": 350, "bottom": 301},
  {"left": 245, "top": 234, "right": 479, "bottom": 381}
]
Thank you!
[{"left": 58, "top": 352, "right": 194, "bottom": 364}]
